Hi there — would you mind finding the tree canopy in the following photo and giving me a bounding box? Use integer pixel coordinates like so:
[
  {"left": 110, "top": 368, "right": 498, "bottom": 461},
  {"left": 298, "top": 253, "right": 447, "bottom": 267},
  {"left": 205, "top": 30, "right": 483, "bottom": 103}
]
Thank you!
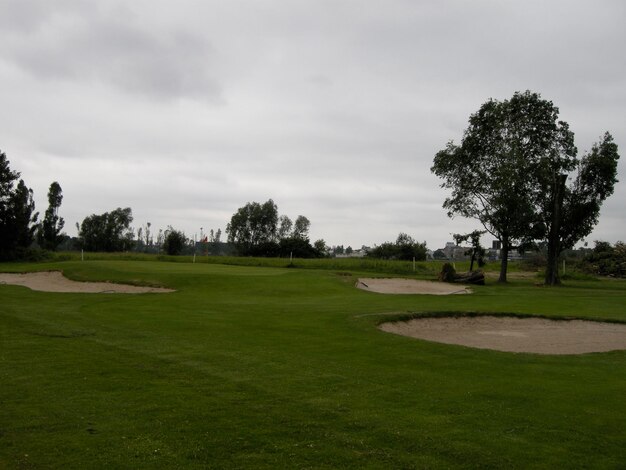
[
  {"left": 37, "top": 181, "right": 65, "bottom": 251},
  {"left": 79, "top": 207, "right": 135, "bottom": 252},
  {"left": 163, "top": 226, "right": 187, "bottom": 255},
  {"left": 537, "top": 132, "right": 619, "bottom": 284},
  {"left": 0, "top": 151, "right": 39, "bottom": 260},
  {"left": 432, "top": 91, "right": 577, "bottom": 282},
  {"left": 226, "top": 199, "right": 279, "bottom": 255},
  {"left": 368, "top": 233, "right": 427, "bottom": 261},
  {"left": 226, "top": 199, "right": 321, "bottom": 257}
]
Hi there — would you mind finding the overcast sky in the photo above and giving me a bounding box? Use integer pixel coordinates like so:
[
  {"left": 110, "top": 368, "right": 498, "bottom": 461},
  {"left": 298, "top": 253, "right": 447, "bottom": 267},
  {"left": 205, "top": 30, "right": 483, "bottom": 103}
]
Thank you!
[{"left": 1, "top": 0, "right": 624, "bottom": 250}]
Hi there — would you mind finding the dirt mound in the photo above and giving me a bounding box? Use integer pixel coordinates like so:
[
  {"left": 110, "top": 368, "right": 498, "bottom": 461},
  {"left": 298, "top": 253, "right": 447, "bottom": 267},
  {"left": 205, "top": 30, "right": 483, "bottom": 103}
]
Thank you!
[
  {"left": 357, "top": 278, "right": 470, "bottom": 295},
  {"left": 379, "top": 316, "right": 626, "bottom": 354},
  {"left": 0, "top": 271, "right": 174, "bottom": 294}
]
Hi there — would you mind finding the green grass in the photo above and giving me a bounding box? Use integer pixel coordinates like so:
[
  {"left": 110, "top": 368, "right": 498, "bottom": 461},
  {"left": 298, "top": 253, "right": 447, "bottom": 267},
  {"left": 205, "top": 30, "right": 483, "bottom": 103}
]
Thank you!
[{"left": 1, "top": 259, "right": 625, "bottom": 468}]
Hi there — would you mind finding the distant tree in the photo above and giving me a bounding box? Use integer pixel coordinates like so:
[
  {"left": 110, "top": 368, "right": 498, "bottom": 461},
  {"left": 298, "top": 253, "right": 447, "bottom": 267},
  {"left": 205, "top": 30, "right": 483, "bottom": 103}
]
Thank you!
[
  {"left": 345, "top": 246, "right": 353, "bottom": 255},
  {"left": 277, "top": 215, "right": 293, "bottom": 239},
  {"left": 433, "top": 249, "right": 447, "bottom": 260},
  {"left": 394, "top": 233, "right": 427, "bottom": 260},
  {"left": 453, "top": 230, "right": 486, "bottom": 271},
  {"left": 79, "top": 207, "right": 134, "bottom": 252},
  {"left": 580, "top": 241, "right": 626, "bottom": 277},
  {"left": 1, "top": 152, "right": 31, "bottom": 259},
  {"left": 368, "top": 233, "right": 427, "bottom": 261},
  {"left": 314, "top": 239, "right": 328, "bottom": 255},
  {"left": 368, "top": 242, "right": 395, "bottom": 259},
  {"left": 13, "top": 180, "right": 38, "bottom": 248},
  {"left": 279, "top": 237, "right": 321, "bottom": 258},
  {"left": 144, "top": 222, "right": 152, "bottom": 246},
  {"left": 432, "top": 91, "right": 576, "bottom": 282},
  {"left": 207, "top": 227, "right": 223, "bottom": 254},
  {"left": 292, "top": 215, "right": 310, "bottom": 240},
  {"left": 37, "top": 181, "right": 65, "bottom": 250},
  {"left": 163, "top": 227, "right": 187, "bottom": 255},
  {"left": 226, "top": 199, "right": 279, "bottom": 255},
  {"left": 136, "top": 227, "right": 143, "bottom": 251}
]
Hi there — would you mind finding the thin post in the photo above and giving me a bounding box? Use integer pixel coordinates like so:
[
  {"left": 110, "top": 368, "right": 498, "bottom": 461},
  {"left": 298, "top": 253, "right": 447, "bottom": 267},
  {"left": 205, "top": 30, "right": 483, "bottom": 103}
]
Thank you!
[{"left": 413, "top": 257, "right": 416, "bottom": 272}]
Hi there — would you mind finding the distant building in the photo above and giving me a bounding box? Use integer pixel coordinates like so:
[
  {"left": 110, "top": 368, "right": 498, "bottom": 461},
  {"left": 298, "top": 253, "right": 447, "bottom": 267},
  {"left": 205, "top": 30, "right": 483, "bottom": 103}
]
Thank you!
[{"left": 441, "top": 242, "right": 468, "bottom": 260}]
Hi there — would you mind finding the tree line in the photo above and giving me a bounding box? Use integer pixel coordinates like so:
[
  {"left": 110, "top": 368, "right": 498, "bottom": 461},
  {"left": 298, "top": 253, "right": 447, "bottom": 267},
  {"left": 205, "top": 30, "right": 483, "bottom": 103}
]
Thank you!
[
  {"left": 2, "top": 89, "right": 619, "bottom": 273},
  {"left": 0, "top": 152, "right": 65, "bottom": 260},
  {"left": 225, "top": 199, "right": 326, "bottom": 258}
]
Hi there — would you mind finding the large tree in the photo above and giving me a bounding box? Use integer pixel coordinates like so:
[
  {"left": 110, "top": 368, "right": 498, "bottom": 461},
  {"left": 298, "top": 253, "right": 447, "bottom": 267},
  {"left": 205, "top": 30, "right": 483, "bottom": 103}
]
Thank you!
[
  {"left": 12, "top": 179, "right": 39, "bottom": 251},
  {"left": 79, "top": 207, "right": 134, "bottom": 252},
  {"left": 226, "top": 200, "right": 321, "bottom": 257},
  {"left": 538, "top": 132, "right": 619, "bottom": 285},
  {"left": 292, "top": 215, "right": 311, "bottom": 240},
  {"left": 37, "top": 181, "right": 65, "bottom": 250},
  {"left": 0, "top": 152, "right": 38, "bottom": 259},
  {"left": 226, "top": 199, "right": 279, "bottom": 255},
  {"left": 432, "top": 91, "right": 576, "bottom": 282}
]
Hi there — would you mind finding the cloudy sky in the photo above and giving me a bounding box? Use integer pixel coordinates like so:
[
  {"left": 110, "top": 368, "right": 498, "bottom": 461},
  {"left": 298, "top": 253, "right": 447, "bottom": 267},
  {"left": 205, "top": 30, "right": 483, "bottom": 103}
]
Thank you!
[{"left": 1, "top": 0, "right": 624, "bottom": 249}]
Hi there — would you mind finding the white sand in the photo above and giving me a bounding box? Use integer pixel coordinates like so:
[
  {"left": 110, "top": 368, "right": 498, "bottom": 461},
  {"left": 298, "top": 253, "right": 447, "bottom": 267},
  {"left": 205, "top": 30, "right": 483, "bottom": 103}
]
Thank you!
[
  {"left": 0, "top": 271, "right": 174, "bottom": 294},
  {"left": 357, "top": 278, "right": 470, "bottom": 295},
  {"left": 380, "top": 316, "right": 626, "bottom": 354}
]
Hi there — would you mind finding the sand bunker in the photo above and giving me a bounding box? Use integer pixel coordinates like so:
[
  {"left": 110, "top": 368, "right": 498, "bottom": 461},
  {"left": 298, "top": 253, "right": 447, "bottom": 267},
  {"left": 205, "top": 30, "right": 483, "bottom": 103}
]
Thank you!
[
  {"left": 0, "top": 271, "right": 174, "bottom": 294},
  {"left": 357, "top": 278, "right": 470, "bottom": 295},
  {"left": 379, "top": 316, "right": 626, "bottom": 354}
]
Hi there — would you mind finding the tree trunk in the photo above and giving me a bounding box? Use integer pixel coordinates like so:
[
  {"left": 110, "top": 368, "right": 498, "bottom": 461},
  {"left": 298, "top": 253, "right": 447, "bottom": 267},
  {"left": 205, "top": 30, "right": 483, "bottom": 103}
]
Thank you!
[
  {"left": 545, "top": 174, "right": 567, "bottom": 286},
  {"left": 498, "top": 237, "right": 509, "bottom": 283}
]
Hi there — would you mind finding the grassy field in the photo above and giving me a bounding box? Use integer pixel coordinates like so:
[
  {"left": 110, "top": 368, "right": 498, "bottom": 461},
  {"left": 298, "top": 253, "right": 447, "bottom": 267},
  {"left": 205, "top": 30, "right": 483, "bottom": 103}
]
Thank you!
[{"left": 1, "top": 258, "right": 625, "bottom": 468}]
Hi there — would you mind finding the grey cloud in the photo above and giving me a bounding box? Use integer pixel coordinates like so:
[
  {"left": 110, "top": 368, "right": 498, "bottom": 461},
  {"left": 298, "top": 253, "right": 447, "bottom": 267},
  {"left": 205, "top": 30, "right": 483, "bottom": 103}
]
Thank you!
[
  {"left": 2, "top": 0, "right": 625, "bottom": 249},
  {"left": 1, "top": 2, "right": 222, "bottom": 101}
]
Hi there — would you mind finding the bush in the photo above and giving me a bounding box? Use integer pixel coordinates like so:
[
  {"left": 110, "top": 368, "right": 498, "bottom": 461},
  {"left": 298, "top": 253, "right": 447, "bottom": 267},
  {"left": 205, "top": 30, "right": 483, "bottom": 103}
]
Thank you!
[
  {"left": 163, "top": 228, "right": 187, "bottom": 256},
  {"left": 579, "top": 241, "right": 626, "bottom": 277},
  {"left": 439, "top": 263, "right": 456, "bottom": 282},
  {"left": 368, "top": 233, "right": 427, "bottom": 261}
]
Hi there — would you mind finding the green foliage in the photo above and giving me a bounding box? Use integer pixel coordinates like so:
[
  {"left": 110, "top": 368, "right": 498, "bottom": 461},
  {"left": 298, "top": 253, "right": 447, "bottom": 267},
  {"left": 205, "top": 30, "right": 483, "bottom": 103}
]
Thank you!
[
  {"left": 537, "top": 132, "right": 620, "bottom": 285},
  {"left": 12, "top": 179, "right": 38, "bottom": 249},
  {"left": 37, "top": 181, "right": 65, "bottom": 251},
  {"left": 163, "top": 227, "right": 187, "bottom": 255},
  {"left": 368, "top": 233, "right": 427, "bottom": 261},
  {"left": 0, "top": 152, "right": 39, "bottom": 260},
  {"left": 313, "top": 239, "right": 328, "bottom": 256},
  {"left": 439, "top": 262, "right": 456, "bottom": 282},
  {"left": 292, "top": 215, "right": 310, "bottom": 239},
  {"left": 432, "top": 91, "right": 576, "bottom": 282},
  {"left": 580, "top": 241, "right": 626, "bottom": 277},
  {"left": 79, "top": 207, "right": 134, "bottom": 252},
  {"left": 453, "top": 230, "right": 486, "bottom": 270},
  {"left": 558, "top": 133, "right": 620, "bottom": 250},
  {"left": 226, "top": 199, "right": 279, "bottom": 255},
  {"left": 279, "top": 236, "right": 322, "bottom": 258},
  {"left": 226, "top": 200, "right": 320, "bottom": 257}
]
